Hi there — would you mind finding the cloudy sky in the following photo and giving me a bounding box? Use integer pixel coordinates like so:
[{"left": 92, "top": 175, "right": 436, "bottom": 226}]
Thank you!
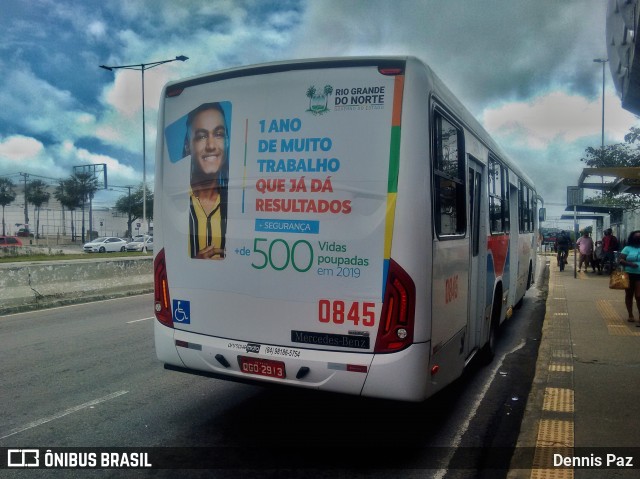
[{"left": 0, "top": 0, "right": 636, "bottom": 224}]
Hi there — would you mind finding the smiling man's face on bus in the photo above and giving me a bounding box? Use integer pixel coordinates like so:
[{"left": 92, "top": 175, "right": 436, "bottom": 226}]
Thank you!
[{"left": 190, "top": 107, "right": 227, "bottom": 178}]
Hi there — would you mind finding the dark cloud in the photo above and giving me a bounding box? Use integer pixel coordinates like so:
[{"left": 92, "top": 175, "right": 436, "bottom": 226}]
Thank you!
[
  {"left": 293, "top": 0, "right": 607, "bottom": 112},
  {"left": 0, "top": 0, "right": 634, "bottom": 221}
]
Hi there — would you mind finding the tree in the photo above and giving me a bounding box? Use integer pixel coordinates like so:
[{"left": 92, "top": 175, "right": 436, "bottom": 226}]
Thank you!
[
  {"left": 114, "top": 183, "right": 153, "bottom": 237},
  {"left": 0, "top": 177, "right": 17, "bottom": 236},
  {"left": 580, "top": 127, "right": 640, "bottom": 211},
  {"left": 70, "top": 171, "right": 99, "bottom": 243},
  {"left": 323, "top": 84, "right": 333, "bottom": 109},
  {"left": 26, "top": 179, "right": 50, "bottom": 238},
  {"left": 54, "top": 178, "right": 82, "bottom": 241},
  {"left": 306, "top": 85, "right": 317, "bottom": 111}
]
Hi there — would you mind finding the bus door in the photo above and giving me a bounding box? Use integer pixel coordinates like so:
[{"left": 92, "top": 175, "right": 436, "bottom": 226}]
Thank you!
[{"left": 467, "top": 157, "right": 485, "bottom": 353}]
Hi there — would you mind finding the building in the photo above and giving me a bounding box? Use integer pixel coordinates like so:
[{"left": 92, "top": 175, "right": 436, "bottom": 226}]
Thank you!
[
  {"left": 607, "top": 0, "right": 640, "bottom": 114},
  {"left": 1, "top": 182, "right": 131, "bottom": 241}
]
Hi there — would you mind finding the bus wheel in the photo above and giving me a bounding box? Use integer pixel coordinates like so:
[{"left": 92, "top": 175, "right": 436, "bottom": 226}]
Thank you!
[
  {"left": 481, "top": 293, "right": 501, "bottom": 363},
  {"left": 481, "top": 322, "right": 497, "bottom": 364}
]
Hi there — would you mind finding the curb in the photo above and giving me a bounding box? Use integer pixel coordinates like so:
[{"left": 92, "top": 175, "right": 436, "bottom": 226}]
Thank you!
[{"left": 0, "top": 286, "right": 154, "bottom": 316}]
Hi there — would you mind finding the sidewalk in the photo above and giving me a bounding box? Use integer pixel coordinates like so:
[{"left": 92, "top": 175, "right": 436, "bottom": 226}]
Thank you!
[{"left": 509, "top": 255, "right": 640, "bottom": 478}]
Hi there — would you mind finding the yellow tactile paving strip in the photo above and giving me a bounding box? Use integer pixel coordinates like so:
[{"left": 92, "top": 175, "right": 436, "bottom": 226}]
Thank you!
[
  {"left": 596, "top": 299, "right": 640, "bottom": 336},
  {"left": 530, "top": 419, "right": 573, "bottom": 479},
  {"left": 536, "top": 419, "right": 575, "bottom": 447},
  {"left": 548, "top": 363, "right": 573, "bottom": 373},
  {"left": 542, "top": 388, "right": 574, "bottom": 413},
  {"left": 531, "top": 419, "right": 575, "bottom": 478},
  {"left": 530, "top": 265, "right": 574, "bottom": 479}
]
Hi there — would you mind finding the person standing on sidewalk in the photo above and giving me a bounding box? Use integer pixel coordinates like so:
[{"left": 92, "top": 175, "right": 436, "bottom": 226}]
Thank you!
[
  {"left": 576, "top": 231, "right": 594, "bottom": 272},
  {"left": 602, "top": 228, "right": 619, "bottom": 274},
  {"left": 618, "top": 230, "right": 640, "bottom": 326},
  {"left": 592, "top": 240, "right": 603, "bottom": 274}
]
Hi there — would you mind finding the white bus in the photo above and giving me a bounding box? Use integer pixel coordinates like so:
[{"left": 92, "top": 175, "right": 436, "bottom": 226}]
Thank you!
[{"left": 153, "top": 57, "right": 538, "bottom": 402}]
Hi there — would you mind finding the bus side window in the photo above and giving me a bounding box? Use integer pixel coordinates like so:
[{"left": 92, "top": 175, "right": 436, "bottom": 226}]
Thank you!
[
  {"left": 519, "top": 182, "right": 534, "bottom": 233},
  {"left": 489, "top": 156, "right": 509, "bottom": 234},
  {"left": 433, "top": 112, "right": 466, "bottom": 237}
]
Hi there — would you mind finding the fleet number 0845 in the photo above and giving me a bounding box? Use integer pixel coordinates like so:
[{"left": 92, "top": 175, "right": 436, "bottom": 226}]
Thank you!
[{"left": 318, "top": 299, "right": 375, "bottom": 327}]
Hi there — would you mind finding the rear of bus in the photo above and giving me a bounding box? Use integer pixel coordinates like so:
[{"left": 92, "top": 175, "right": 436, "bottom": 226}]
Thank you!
[{"left": 154, "top": 57, "right": 431, "bottom": 401}]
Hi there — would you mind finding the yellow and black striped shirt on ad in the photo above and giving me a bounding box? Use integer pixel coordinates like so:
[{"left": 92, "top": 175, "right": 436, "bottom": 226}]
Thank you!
[{"left": 189, "top": 189, "right": 222, "bottom": 258}]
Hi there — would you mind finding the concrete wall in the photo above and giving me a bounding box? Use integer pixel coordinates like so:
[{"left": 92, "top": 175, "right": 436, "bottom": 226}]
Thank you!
[{"left": 0, "top": 257, "right": 153, "bottom": 315}]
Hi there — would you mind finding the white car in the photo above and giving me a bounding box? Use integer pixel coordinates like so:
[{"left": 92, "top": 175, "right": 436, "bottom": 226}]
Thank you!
[
  {"left": 83, "top": 237, "right": 128, "bottom": 253},
  {"left": 125, "top": 235, "right": 153, "bottom": 252}
]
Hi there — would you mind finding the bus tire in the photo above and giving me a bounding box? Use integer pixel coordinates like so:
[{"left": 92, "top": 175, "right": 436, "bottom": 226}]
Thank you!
[{"left": 481, "top": 291, "right": 501, "bottom": 364}]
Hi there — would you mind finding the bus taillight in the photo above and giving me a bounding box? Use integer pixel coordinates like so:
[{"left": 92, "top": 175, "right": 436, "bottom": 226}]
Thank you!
[
  {"left": 154, "top": 248, "right": 173, "bottom": 328},
  {"left": 374, "top": 259, "right": 415, "bottom": 353}
]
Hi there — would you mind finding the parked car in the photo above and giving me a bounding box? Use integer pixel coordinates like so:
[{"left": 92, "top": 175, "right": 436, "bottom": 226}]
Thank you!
[
  {"left": 0, "top": 235, "right": 23, "bottom": 247},
  {"left": 125, "top": 235, "right": 153, "bottom": 252},
  {"left": 16, "top": 228, "right": 33, "bottom": 237},
  {"left": 83, "top": 237, "right": 127, "bottom": 253}
]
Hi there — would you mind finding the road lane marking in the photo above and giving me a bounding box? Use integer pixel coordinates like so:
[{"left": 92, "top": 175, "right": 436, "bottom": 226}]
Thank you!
[
  {"left": 432, "top": 339, "right": 527, "bottom": 479},
  {"left": 0, "top": 390, "right": 128, "bottom": 440},
  {"left": 127, "top": 317, "right": 154, "bottom": 324}
]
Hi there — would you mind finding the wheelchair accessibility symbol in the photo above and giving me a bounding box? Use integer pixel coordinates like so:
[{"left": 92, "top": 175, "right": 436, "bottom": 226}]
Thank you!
[{"left": 173, "top": 299, "right": 191, "bottom": 324}]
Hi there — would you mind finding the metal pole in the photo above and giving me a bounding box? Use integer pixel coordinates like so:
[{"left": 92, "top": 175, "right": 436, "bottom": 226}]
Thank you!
[
  {"left": 593, "top": 58, "right": 608, "bottom": 160},
  {"left": 99, "top": 56, "right": 188, "bottom": 252},
  {"left": 141, "top": 66, "right": 147, "bottom": 249},
  {"left": 574, "top": 205, "right": 578, "bottom": 279},
  {"left": 601, "top": 61, "right": 606, "bottom": 152},
  {"left": 20, "top": 172, "right": 29, "bottom": 227}
]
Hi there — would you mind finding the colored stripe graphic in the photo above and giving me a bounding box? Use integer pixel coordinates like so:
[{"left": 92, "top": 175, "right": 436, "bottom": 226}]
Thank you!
[
  {"left": 384, "top": 75, "right": 404, "bottom": 260},
  {"left": 242, "top": 118, "right": 248, "bottom": 213},
  {"left": 382, "top": 75, "right": 404, "bottom": 293}
]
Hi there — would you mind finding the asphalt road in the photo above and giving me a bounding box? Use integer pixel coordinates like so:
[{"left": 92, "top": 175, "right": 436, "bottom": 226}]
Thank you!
[{"left": 0, "top": 261, "right": 547, "bottom": 478}]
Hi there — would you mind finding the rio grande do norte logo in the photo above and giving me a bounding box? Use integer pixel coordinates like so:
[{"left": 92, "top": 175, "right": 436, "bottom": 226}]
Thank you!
[{"left": 305, "top": 84, "right": 333, "bottom": 115}]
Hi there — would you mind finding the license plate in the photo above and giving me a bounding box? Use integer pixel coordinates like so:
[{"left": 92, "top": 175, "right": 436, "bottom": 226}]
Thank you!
[{"left": 238, "top": 356, "right": 286, "bottom": 379}]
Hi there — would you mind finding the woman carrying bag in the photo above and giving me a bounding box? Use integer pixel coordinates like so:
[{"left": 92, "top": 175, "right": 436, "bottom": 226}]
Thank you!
[{"left": 618, "top": 230, "right": 640, "bottom": 326}]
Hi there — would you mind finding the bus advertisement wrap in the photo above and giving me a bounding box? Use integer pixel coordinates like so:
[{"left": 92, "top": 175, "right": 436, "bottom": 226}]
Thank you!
[{"left": 162, "top": 69, "right": 397, "bottom": 307}]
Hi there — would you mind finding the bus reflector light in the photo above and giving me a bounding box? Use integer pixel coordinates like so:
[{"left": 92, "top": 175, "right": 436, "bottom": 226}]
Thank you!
[
  {"left": 378, "top": 67, "right": 404, "bottom": 76},
  {"left": 346, "top": 364, "right": 368, "bottom": 373},
  {"left": 431, "top": 365, "right": 440, "bottom": 376},
  {"left": 167, "top": 87, "right": 184, "bottom": 97},
  {"left": 154, "top": 248, "right": 173, "bottom": 328}
]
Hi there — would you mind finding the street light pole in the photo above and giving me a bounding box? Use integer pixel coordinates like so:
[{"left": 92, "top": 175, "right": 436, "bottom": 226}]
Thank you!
[
  {"left": 99, "top": 55, "right": 188, "bottom": 246},
  {"left": 593, "top": 58, "right": 608, "bottom": 157},
  {"left": 593, "top": 58, "right": 609, "bottom": 240}
]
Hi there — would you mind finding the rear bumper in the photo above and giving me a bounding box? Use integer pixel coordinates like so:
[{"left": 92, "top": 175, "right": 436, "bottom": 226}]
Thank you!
[{"left": 155, "top": 321, "right": 432, "bottom": 401}]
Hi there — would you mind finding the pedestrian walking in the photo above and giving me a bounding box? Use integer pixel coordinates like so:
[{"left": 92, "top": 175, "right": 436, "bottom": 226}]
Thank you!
[
  {"left": 618, "top": 230, "right": 640, "bottom": 326},
  {"left": 555, "top": 230, "right": 570, "bottom": 270},
  {"left": 576, "top": 231, "right": 594, "bottom": 272}
]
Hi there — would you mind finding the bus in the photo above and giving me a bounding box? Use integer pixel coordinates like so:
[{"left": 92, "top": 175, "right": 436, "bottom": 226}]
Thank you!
[{"left": 153, "top": 56, "right": 538, "bottom": 402}]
